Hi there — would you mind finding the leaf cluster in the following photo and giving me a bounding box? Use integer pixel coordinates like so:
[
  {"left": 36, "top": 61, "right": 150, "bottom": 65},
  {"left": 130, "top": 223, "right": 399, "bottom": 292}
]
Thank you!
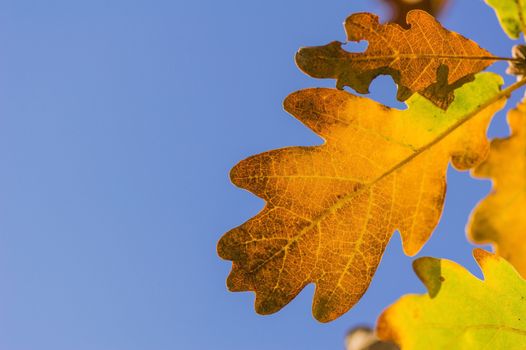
[{"left": 218, "top": 1, "right": 526, "bottom": 348}]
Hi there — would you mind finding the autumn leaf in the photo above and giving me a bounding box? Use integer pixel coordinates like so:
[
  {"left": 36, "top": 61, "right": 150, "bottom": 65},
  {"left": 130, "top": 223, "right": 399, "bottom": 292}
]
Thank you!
[
  {"left": 381, "top": 0, "right": 448, "bottom": 27},
  {"left": 217, "top": 73, "right": 506, "bottom": 322},
  {"left": 467, "top": 101, "right": 526, "bottom": 279},
  {"left": 377, "top": 249, "right": 526, "bottom": 349},
  {"left": 484, "top": 0, "right": 526, "bottom": 39},
  {"left": 295, "top": 10, "right": 497, "bottom": 109}
]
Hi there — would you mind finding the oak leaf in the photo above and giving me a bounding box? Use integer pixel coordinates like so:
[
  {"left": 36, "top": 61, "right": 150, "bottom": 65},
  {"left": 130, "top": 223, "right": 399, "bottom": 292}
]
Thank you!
[
  {"left": 377, "top": 249, "right": 526, "bottom": 349},
  {"left": 295, "top": 10, "right": 496, "bottom": 109},
  {"left": 484, "top": 0, "right": 526, "bottom": 39},
  {"left": 467, "top": 101, "right": 526, "bottom": 278},
  {"left": 218, "top": 73, "right": 506, "bottom": 322},
  {"left": 381, "top": 0, "right": 448, "bottom": 27}
]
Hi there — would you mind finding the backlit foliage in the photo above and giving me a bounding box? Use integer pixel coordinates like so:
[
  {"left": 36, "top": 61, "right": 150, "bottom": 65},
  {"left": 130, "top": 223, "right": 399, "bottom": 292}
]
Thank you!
[
  {"left": 218, "top": 2, "right": 526, "bottom": 347},
  {"left": 378, "top": 250, "right": 526, "bottom": 349},
  {"left": 468, "top": 102, "right": 526, "bottom": 279},
  {"left": 296, "top": 11, "right": 495, "bottom": 109},
  {"left": 219, "top": 73, "right": 505, "bottom": 322}
]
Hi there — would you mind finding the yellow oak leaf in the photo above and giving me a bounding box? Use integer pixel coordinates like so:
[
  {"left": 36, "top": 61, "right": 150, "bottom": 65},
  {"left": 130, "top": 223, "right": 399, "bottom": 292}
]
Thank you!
[
  {"left": 467, "top": 101, "right": 526, "bottom": 278},
  {"left": 377, "top": 249, "right": 526, "bottom": 349},
  {"left": 295, "top": 10, "right": 496, "bottom": 109},
  {"left": 218, "top": 73, "right": 506, "bottom": 322}
]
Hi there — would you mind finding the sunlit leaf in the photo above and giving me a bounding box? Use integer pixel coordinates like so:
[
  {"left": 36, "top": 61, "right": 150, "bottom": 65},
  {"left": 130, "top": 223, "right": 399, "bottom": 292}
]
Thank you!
[
  {"left": 468, "top": 101, "right": 526, "bottom": 278},
  {"left": 295, "top": 10, "right": 496, "bottom": 109},
  {"left": 484, "top": 0, "right": 526, "bottom": 39},
  {"left": 377, "top": 249, "right": 526, "bottom": 349},
  {"left": 217, "top": 73, "right": 506, "bottom": 322}
]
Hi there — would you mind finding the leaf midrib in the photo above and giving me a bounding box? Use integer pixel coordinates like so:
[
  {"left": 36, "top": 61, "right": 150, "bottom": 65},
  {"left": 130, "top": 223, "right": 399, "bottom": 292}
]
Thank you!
[
  {"left": 248, "top": 78, "right": 526, "bottom": 275},
  {"left": 326, "top": 53, "right": 502, "bottom": 62}
]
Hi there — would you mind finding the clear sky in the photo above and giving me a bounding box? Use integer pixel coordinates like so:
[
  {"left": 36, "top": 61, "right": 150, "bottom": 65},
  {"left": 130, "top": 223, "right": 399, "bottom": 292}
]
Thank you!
[{"left": 0, "top": 1, "right": 521, "bottom": 349}]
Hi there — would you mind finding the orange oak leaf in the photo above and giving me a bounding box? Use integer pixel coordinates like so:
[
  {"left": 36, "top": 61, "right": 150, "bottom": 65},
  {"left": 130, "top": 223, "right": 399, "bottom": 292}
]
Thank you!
[
  {"left": 295, "top": 10, "right": 496, "bottom": 109},
  {"left": 467, "top": 101, "right": 526, "bottom": 278},
  {"left": 381, "top": 0, "right": 448, "bottom": 27},
  {"left": 217, "top": 73, "right": 506, "bottom": 322}
]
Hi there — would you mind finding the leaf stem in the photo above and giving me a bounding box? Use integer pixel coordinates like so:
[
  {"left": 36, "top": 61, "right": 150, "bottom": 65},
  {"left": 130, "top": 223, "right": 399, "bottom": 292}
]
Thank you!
[
  {"left": 492, "top": 56, "right": 523, "bottom": 62},
  {"left": 339, "top": 55, "right": 520, "bottom": 62}
]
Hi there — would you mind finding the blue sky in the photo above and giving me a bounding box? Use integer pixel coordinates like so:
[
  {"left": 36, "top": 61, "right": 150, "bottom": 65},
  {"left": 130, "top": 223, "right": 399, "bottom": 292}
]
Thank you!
[{"left": 0, "top": 1, "right": 521, "bottom": 349}]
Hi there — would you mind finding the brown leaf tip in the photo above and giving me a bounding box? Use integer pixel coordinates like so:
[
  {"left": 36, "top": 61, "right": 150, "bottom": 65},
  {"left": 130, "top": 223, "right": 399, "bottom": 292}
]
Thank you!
[
  {"left": 312, "top": 297, "right": 335, "bottom": 323},
  {"left": 345, "top": 13, "right": 382, "bottom": 42},
  {"left": 472, "top": 248, "right": 496, "bottom": 268},
  {"left": 295, "top": 42, "right": 347, "bottom": 81},
  {"left": 412, "top": 257, "right": 443, "bottom": 298}
]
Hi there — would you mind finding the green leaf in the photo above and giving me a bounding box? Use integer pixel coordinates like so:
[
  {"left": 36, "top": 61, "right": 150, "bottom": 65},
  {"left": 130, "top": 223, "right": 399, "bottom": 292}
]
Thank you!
[
  {"left": 377, "top": 249, "right": 526, "bottom": 349},
  {"left": 485, "top": 0, "right": 526, "bottom": 39}
]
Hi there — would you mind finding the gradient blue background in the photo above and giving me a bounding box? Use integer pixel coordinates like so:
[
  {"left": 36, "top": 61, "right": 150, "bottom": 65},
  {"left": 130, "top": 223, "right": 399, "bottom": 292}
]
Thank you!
[{"left": 0, "top": 1, "right": 521, "bottom": 349}]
